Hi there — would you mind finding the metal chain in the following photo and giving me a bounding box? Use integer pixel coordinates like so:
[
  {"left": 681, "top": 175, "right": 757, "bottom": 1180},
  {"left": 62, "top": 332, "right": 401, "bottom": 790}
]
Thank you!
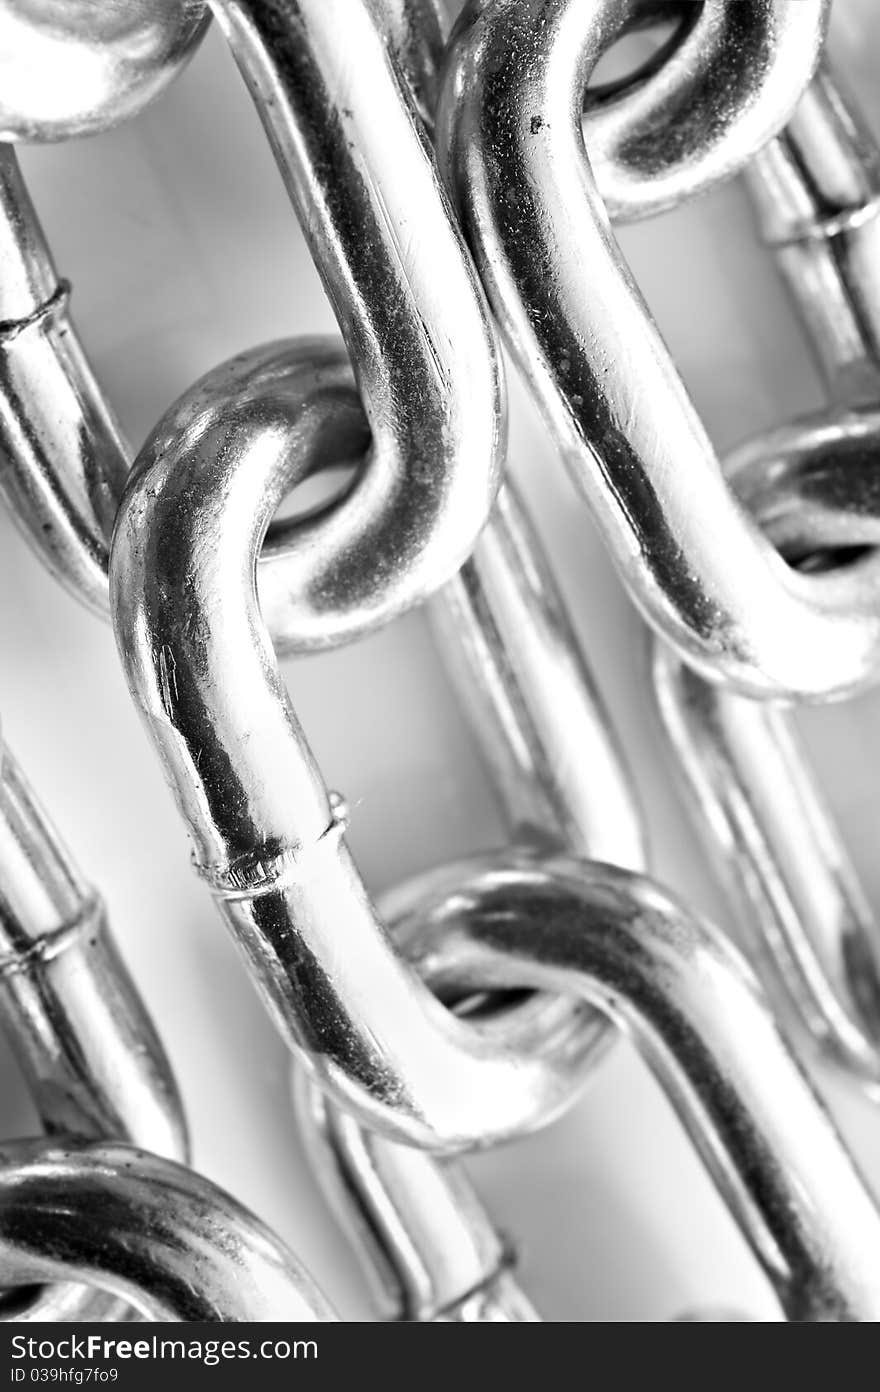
[
  {"left": 652, "top": 56, "right": 880, "bottom": 1086},
  {"left": 0, "top": 731, "right": 187, "bottom": 1321},
  {"left": 1, "top": 0, "right": 880, "bottom": 1323}
]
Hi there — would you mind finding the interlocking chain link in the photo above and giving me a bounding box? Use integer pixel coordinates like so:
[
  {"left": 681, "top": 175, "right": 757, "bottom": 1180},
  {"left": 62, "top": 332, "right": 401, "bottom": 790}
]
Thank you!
[
  {"left": 440, "top": 0, "right": 880, "bottom": 700},
  {"left": 652, "top": 55, "right": 880, "bottom": 1085},
  {"left": 1, "top": 0, "right": 880, "bottom": 1323},
  {"left": 0, "top": 732, "right": 187, "bottom": 1322}
]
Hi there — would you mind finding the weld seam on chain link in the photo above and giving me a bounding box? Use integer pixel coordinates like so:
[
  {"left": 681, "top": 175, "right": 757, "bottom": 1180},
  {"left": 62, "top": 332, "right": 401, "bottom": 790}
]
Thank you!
[
  {"left": 0, "top": 893, "right": 102, "bottom": 980},
  {"left": 192, "top": 798, "right": 350, "bottom": 902},
  {"left": 0, "top": 279, "right": 70, "bottom": 344}
]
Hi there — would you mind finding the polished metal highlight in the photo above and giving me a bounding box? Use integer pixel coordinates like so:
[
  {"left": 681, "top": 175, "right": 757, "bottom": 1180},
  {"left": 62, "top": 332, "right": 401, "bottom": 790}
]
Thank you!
[
  {"left": 0, "top": 0, "right": 503, "bottom": 653},
  {"left": 651, "top": 410, "right": 880, "bottom": 1084},
  {"left": 0, "top": 730, "right": 187, "bottom": 1320},
  {"left": 437, "top": 0, "right": 880, "bottom": 700},
  {"left": 0, "top": 1142, "right": 335, "bottom": 1322},
  {"left": 5, "top": 0, "right": 880, "bottom": 1326},
  {"left": 111, "top": 338, "right": 647, "bottom": 1151},
  {"left": 746, "top": 61, "right": 880, "bottom": 407},
  {"left": 390, "top": 852, "right": 880, "bottom": 1323},
  {"left": 652, "top": 627, "right": 880, "bottom": 1087},
  {"left": 292, "top": 471, "right": 652, "bottom": 1318},
  {"left": 581, "top": 0, "right": 831, "bottom": 221},
  {"left": 0, "top": 1, "right": 209, "bottom": 142},
  {"left": 207, "top": 0, "right": 506, "bottom": 648},
  {"left": 0, "top": 146, "right": 130, "bottom": 616},
  {"left": 426, "top": 479, "right": 648, "bottom": 1067},
  {"left": 651, "top": 63, "right": 880, "bottom": 1085}
]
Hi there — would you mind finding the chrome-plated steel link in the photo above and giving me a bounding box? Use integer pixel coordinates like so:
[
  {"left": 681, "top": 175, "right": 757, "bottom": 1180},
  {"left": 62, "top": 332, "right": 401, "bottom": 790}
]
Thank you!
[
  {"left": 111, "top": 338, "right": 648, "bottom": 1150},
  {"left": 438, "top": 0, "right": 880, "bottom": 701},
  {"left": 295, "top": 1073, "right": 537, "bottom": 1322},
  {"left": 390, "top": 852, "right": 880, "bottom": 1322},
  {"left": 652, "top": 632, "right": 880, "bottom": 1087},
  {"left": 651, "top": 418, "right": 880, "bottom": 1084},
  {"left": 582, "top": 0, "right": 831, "bottom": 220},
  {"left": 4, "top": 0, "right": 880, "bottom": 1326},
  {"left": 651, "top": 60, "right": 880, "bottom": 1086},
  {"left": 0, "top": 0, "right": 500, "bottom": 652},
  {"left": 211, "top": 0, "right": 504, "bottom": 650},
  {"left": 0, "top": 146, "right": 130, "bottom": 615},
  {"left": 0, "top": 1142, "right": 335, "bottom": 1322},
  {"left": 0, "top": 2, "right": 210, "bottom": 143},
  {"left": 291, "top": 464, "right": 651, "bottom": 1318},
  {"left": 0, "top": 731, "right": 187, "bottom": 1320}
]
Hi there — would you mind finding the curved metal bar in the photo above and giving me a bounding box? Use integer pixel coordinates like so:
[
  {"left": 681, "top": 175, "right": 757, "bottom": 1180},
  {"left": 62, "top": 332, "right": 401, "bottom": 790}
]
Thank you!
[
  {"left": 294, "top": 473, "right": 653, "bottom": 1312},
  {"left": 645, "top": 64, "right": 880, "bottom": 1081},
  {"left": 0, "top": 730, "right": 188, "bottom": 1320},
  {"left": 176, "top": 0, "right": 505, "bottom": 650},
  {"left": 110, "top": 338, "right": 615, "bottom": 1152},
  {"left": 0, "top": 146, "right": 130, "bottom": 617},
  {"left": 650, "top": 412, "right": 880, "bottom": 1087},
  {"left": 659, "top": 52, "right": 880, "bottom": 1036},
  {"left": 392, "top": 0, "right": 647, "bottom": 1037},
  {"left": 725, "top": 408, "right": 880, "bottom": 563},
  {"left": 0, "top": 1, "right": 209, "bottom": 142},
  {"left": 0, "top": 1141, "right": 335, "bottom": 1322},
  {"left": 261, "top": 3, "right": 645, "bottom": 1302},
  {"left": 1, "top": 0, "right": 502, "bottom": 651},
  {"left": 295, "top": 480, "right": 648, "bottom": 1318},
  {"left": 388, "top": 851, "right": 880, "bottom": 1322},
  {"left": 438, "top": 0, "right": 880, "bottom": 700},
  {"left": 579, "top": 0, "right": 830, "bottom": 220},
  {"left": 255, "top": 330, "right": 643, "bottom": 1315}
]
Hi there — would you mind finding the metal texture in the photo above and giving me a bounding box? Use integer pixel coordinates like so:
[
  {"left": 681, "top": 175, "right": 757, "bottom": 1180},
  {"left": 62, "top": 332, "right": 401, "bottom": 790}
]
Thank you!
[
  {"left": 0, "top": 145, "right": 130, "bottom": 615},
  {"left": 292, "top": 430, "right": 649, "bottom": 1318},
  {"left": 2, "top": 0, "right": 880, "bottom": 1325},
  {"left": 295, "top": 1072, "right": 537, "bottom": 1322},
  {"left": 0, "top": 0, "right": 501, "bottom": 652},
  {"left": 437, "top": 0, "right": 880, "bottom": 700},
  {"left": 651, "top": 411, "right": 880, "bottom": 1082},
  {"left": 581, "top": 0, "right": 832, "bottom": 220},
  {"left": 0, "top": 1, "right": 210, "bottom": 143},
  {"left": 110, "top": 338, "right": 638, "bottom": 1151},
  {"left": 652, "top": 623, "right": 880, "bottom": 1087},
  {"left": 0, "top": 731, "right": 187, "bottom": 1320},
  {"left": 0, "top": 1142, "right": 335, "bottom": 1321},
  {"left": 391, "top": 852, "right": 880, "bottom": 1323},
  {"left": 746, "top": 61, "right": 880, "bottom": 406},
  {"left": 651, "top": 61, "right": 880, "bottom": 1088}
]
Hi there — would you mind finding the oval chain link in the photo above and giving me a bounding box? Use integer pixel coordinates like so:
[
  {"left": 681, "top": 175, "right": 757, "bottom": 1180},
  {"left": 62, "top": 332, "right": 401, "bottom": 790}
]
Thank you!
[
  {"left": 1, "top": 0, "right": 880, "bottom": 1322},
  {"left": 651, "top": 58, "right": 880, "bottom": 1087}
]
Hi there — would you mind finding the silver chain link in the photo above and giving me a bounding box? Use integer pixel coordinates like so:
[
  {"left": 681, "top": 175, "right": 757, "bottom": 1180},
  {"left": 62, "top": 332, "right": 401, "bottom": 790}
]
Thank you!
[{"left": 1, "top": 0, "right": 880, "bottom": 1323}]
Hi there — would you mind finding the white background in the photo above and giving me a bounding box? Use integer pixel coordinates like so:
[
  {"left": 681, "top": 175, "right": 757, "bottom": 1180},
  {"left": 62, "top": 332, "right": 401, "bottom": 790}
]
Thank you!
[{"left": 3, "top": 0, "right": 880, "bottom": 1320}]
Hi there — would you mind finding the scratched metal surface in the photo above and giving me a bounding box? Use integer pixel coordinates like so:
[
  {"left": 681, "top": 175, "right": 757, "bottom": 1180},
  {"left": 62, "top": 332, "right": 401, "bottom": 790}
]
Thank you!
[{"left": 2, "top": 0, "right": 880, "bottom": 1321}]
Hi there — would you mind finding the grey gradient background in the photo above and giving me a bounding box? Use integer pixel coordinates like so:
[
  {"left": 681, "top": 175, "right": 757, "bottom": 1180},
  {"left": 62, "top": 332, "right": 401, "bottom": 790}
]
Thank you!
[{"left": 2, "top": 0, "right": 880, "bottom": 1320}]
